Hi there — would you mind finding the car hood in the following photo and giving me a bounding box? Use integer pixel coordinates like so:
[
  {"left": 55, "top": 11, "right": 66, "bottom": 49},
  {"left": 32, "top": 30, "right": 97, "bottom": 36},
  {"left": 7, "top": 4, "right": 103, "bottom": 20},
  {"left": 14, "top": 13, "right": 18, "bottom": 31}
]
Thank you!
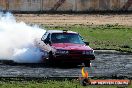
[{"left": 51, "top": 43, "right": 93, "bottom": 51}]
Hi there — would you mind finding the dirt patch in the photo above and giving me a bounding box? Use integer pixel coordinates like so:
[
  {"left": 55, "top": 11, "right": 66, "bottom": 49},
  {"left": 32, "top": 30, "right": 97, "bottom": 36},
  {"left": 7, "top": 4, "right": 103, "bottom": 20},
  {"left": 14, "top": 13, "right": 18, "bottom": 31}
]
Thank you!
[{"left": 15, "top": 14, "right": 132, "bottom": 26}]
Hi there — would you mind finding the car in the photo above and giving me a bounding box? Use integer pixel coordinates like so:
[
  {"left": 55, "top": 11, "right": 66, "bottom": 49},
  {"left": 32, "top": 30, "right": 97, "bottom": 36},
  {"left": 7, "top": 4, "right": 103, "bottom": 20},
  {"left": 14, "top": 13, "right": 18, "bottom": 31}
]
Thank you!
[{"left": 38, "top": 30, "right": 95, "bottom": 67}]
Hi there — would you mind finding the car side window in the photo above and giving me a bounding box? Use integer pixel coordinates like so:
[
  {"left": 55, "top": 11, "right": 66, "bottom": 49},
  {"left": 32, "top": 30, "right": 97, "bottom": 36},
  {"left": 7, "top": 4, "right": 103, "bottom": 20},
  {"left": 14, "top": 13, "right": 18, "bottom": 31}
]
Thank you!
[
  {"left": 41, "top": 32, "right": 49, "bottom": 41},
  {"left": 45, "top": 33, "right": 50, "bottom": 42},
  {"left": 41, "top": 32, "right": 51, "bottom": 44}
]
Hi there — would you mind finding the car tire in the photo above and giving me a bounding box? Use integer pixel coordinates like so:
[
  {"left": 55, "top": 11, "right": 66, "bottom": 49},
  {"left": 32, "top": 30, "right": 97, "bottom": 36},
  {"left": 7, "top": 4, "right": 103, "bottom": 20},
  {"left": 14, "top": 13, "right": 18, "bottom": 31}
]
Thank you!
[
  {"left": 46, "top": 51, "right": 55, "bottom": 66},
  {"left": 84, "top": 60, "right": 91, "bottom": 67}
]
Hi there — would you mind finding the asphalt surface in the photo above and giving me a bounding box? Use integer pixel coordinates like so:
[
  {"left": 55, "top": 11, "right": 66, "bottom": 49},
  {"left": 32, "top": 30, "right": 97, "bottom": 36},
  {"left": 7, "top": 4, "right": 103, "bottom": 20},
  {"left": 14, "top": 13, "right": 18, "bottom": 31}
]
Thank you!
[{"left": 0, "top": 50, "right": 132, "bottom": 78}]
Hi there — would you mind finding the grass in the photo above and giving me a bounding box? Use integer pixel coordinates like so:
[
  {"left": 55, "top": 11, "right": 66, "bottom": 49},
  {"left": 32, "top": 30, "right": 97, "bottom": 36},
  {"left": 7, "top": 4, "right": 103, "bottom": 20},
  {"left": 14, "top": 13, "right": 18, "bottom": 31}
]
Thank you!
[
  {"left": 44, "top": 25, "right": 132, "bottom": 53},
  {"left": 0, "top": 79, "right": 131, "bottom": 88}
]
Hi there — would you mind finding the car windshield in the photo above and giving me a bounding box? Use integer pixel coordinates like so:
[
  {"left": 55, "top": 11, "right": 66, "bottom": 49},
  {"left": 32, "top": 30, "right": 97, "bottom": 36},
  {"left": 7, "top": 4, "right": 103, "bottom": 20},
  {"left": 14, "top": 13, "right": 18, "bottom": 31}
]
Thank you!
[{"left": 51, "top": 33, "right": 85, "bottom": 44}]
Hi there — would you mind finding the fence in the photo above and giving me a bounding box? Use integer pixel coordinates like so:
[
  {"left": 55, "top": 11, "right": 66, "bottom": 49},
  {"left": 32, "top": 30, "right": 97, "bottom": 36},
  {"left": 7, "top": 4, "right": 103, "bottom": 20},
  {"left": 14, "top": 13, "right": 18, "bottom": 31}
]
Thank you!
[{"left": 0, "top": 0, "right": 132, "bottom": 12}]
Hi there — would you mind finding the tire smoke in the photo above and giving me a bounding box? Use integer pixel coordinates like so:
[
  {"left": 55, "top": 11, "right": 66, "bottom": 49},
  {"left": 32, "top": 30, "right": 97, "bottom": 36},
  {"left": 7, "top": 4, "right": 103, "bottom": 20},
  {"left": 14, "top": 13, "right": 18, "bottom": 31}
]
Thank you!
[{"left": 0, "top": 12, "right": 46, "bottom": 63}]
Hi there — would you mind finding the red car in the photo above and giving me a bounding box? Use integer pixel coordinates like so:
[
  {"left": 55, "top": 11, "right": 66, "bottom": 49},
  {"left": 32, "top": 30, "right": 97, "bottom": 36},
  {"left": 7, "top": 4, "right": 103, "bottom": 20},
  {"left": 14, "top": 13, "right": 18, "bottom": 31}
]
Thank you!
[{"left": 40, "top": 30, "right": 95, "bottom": 67}]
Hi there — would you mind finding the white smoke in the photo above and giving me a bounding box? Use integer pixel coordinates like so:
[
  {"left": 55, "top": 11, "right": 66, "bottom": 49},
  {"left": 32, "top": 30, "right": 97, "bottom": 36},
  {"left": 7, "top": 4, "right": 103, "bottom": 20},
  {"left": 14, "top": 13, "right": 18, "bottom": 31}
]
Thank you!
[{"left": 0, "top": 12, "right": 46, "bottom": 63}]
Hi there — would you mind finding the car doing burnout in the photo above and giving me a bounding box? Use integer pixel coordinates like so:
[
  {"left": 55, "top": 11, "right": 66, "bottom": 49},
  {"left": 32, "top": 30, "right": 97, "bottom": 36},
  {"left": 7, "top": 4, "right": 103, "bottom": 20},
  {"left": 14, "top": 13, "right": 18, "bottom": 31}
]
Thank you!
[{"left": 40, "top": 30, "right": 95, "bottom": 67}]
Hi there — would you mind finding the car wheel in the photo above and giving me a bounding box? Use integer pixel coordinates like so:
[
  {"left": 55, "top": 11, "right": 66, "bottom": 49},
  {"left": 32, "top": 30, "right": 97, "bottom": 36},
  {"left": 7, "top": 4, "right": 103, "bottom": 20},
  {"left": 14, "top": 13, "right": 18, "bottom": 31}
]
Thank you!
[
  {"left": 46, "top": 51, "right": 55, "bottom": 66},
  {"left": 84, "top": 60, "right": 91, "bottom": 67}
]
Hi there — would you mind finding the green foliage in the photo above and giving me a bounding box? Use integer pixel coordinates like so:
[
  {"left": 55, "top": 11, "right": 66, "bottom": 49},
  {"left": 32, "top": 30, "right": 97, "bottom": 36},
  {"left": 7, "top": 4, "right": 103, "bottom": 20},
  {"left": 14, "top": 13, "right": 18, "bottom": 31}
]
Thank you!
[
  {"left": 0, "top": 80, "right": 131, "bottom": 88},
  {"left": 44, "top": 25, "right": 132, "bottom": 53}
]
